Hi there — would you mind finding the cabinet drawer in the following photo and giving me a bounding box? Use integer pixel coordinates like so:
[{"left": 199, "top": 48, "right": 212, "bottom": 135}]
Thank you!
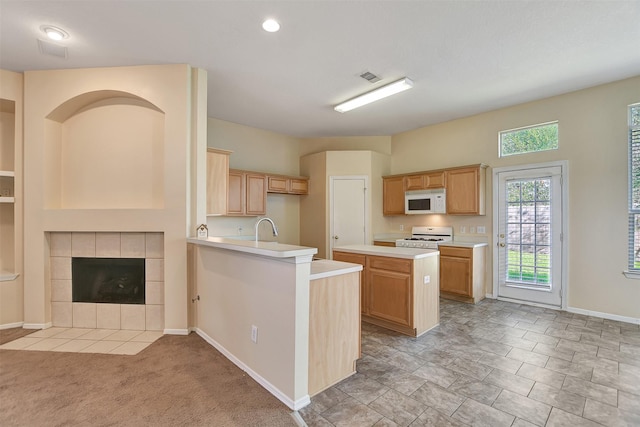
[
  {"left": 439, "top": 246, "right": 472, "bottom": 258},
  {"left": 333, "top": 251, "right": 366, "bottom": 266},
  {"left": 367, "top": 256, "right": 412, "bottom": 274}
]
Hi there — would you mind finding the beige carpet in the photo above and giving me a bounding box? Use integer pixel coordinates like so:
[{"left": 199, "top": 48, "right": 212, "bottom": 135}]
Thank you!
[{"left": 0, "top": 330, "right": 299, "bottom": 426}]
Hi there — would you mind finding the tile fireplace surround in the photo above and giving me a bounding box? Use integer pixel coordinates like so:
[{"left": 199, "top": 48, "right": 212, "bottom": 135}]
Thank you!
[{"left": 49, "top": 232, "right": 164, "bottom": 331}]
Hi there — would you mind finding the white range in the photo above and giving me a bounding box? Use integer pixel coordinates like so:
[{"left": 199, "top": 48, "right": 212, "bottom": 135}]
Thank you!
[{"left": 395, "top": 226, "right": 453, "bottom": 249}]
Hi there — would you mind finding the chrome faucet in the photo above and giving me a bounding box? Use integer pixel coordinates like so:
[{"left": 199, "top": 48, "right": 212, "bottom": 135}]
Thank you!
[{"left": 255, "top": 217, "right": 279, "bottom": 241}]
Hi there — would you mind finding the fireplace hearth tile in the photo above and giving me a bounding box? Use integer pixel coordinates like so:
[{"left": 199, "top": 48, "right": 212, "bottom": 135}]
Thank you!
[
  {"left": 51, "top": 339, "right": 97, "bottom": 352},
  {"left": 145, "top": 305, "right": 164, "bottom": 331},
  {"left": 50, "top": 257, "right": 72, "bottom": 280},
  {"left": 51, "top": 279, "right": 72, "bottom": 302},
  {"left": 25, "top": 338, "right": 70, "bottom": 351},
  {"left": 73, "top": 303, "right": 97, "bottom": 329},
  {"left": 20, "top": 327, "right": 68, "bottom": 338},
  {"left": 0, "top": 337, "right": 44, "bottom": 350},
  {"left": 79, "top": 340, "right": 126, "bottom": 353},
  {"left": 131, "top": 330, "right": 163, "bottom": 342},
  {"left": 145, "top": 259, "right": 164, "bottom": 282},
  {"left": 145, "top": 281, "right": 164, "bottom": 305},
  {"left": 52, "top": 302, "right": 72, "bottom": 327},
  {"left": 121, "top": 304, "right": 145, "bottom": 330},
  {"left": 109, "top": 341, "right": 152, "bottom": 355},
  {"left": 72, "top": 232, "right": 96, "bottom": 257},
  {"left": 96, "top": 233, "right": 121, "bottom": 257},
  {"left": 145, "top": 233, "right": 164, "bottom": 258},
  {"left": 50, "top": 232, "right": 71, "bottom": 257},
  {"left": 97, "top": 304, "right": 121, "bottom": 329},
  {"left": 79, "top": 329, "right": 118, "bottom": 340},
  {"left": 103, "top": 329, "right": 144, "bottom": 341},
  {"left": 121, "top": 233, "right": 145, "bottom": 258},
  {"left": 54, "top": 328, "right": 93, "bottom": 339}
]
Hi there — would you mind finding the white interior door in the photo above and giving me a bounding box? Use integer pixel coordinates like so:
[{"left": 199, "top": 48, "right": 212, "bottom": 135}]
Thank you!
[
  {"left": 330, "top": 176, "right": 367, "bottom": 257},
  {"left": 494, "top": 164, "right": 565, "bottom": 308}
]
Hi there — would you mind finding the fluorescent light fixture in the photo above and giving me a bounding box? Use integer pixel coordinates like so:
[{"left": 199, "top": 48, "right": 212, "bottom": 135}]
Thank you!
[{"left": 334, "top": 77, "right": 414, "bottom": 113}]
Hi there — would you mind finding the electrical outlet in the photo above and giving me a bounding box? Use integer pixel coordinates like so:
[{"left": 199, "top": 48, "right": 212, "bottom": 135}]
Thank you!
[
  {"left": 423, "top": 275, "right": 430, "bottom": 284},
  {"left": 399, "top": 225, "right": 404, "bottom": 231},
  {"left": 460, "top": 226, "right": 466, "bottom": 234},
  {"left": 469, "top": 226, "right": 476, "bottom": 234},
  {"left": 237, "top": 226, "right": 243, "bottom": 235},
  {"left": 477, "top": 226, "right": 486, "bottom": 234},
  {"left": 251, "top": 325, "right": 258, "bottom": 343}
]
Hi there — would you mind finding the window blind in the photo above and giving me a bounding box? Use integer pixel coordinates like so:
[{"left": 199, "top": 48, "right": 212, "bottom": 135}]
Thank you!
[{"left": 628, "top": 125, "right": 640, "bottom": 270}]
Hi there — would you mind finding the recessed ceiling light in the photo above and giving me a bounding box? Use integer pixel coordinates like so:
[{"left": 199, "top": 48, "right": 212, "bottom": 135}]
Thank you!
[
  {"left": 40, "top": 25, "right": 69, "bottom": 41},
  {"left": 262, "top": 19, "right": 280, "bottom": 33}
]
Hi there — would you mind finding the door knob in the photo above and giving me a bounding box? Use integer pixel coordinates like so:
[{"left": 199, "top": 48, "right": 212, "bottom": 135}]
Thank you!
[
  {"left": 333, "top": 235, "right": 339, "bottom": 240},
  {"left": 499, "top": 242, "right": 505, "bottom": 247}
]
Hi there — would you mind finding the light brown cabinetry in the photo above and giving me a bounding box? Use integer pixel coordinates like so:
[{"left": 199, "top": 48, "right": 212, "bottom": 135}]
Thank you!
[
  {"left": 333, "top": 250, "right": 439, "bottom": 337},
  {"left": 206, "top": 148, "right": 232, "bottom": 216},
  {"left": 382, "top": 176, "right": 405, "bottom": 216},
  {"left": 382, "top": 164, "right": 486, "bottom": 216},
  {"left": 227, "top": 169, "right": 267, "bottom": 216},
  {"left": 439, "top": 245, "right": 486, "bottom": 304},
  {"left": 445, "top": 165, "right": 487, "bottom": 215},
  {"left": 404, "top": 171, "right": 445, "bottom": 191},
  {"left": 267, "top": 175, "right": 309, "bottom": 195}
]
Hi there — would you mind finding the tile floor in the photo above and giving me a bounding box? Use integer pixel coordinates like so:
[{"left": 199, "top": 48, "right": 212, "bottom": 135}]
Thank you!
[
  {"left": 299, "top": 298, "right": 640, "bottom": 427},
  {"left": 0, "top": 327, "right": 162, "bottom": 355}
]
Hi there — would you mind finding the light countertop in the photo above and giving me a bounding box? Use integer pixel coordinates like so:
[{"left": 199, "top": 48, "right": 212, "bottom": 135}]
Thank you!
[
  {"left": 333, "top": 244, "right": 439, "bottom": 259},
  {"left": 187, "top": 236, "right": 317, "bottom": 260},
  {"left": 439, "top": 241, "right": 489, "bottom": 248},
  {"left": 310, "top": 259, "right": 363, "bottom": 280}
]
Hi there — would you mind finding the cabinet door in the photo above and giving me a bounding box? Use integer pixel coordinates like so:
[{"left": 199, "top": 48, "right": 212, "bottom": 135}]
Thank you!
[
  {"left": 382, "top": 176, "right": 405, "bottom": 216},
  {"left": 446, "top": 166, "right": 484, "bottom": 215},
  {"left": 439, "top": 247, "right": 472, "bottom": 297},
  {"left": 227, "top": 170, "right": 244, "bottom": 215},
  {"left": 404, "top": 175, "right": 424, "bottom": 191},
  {"left": 425, "top": 171, "right": 445, "bottom": 189},
  {"left": 245, "top": 173, "right": 266, "bottom": 215},
  {"left": 206, "top": 149, "right": 230, "bottom": 215},
  {"left": 289, "top": 178, "right": 308, "bottom": 195},
  {"left": 267, "top": 176, "right": 288, "bottom": 193},
  {"left": 367, "top": 267, "right": 412, "bottom": 327},
  {"left": 333, "top": 251, "right": 367, "bottom": 315}
]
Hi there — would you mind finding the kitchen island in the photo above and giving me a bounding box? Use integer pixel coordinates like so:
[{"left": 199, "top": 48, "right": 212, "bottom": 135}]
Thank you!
[
  {"left": 333, "top": 245, "right": 440, "bottom": 337},
  {"left": 187, "top": 237, "right": 361, "bottom": 410}
]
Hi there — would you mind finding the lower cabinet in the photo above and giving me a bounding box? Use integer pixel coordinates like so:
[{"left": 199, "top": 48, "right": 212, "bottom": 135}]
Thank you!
[
  {"left": 439, "top": 245, "right": 486, "bottom": 304},
  {"left": 333, "top": 250, "right": 439, "bottom": 337}
]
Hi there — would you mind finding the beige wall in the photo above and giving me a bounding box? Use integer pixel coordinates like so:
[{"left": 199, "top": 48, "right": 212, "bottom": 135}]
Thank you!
[
  {"left": 299, "top": 136, "right": 392, "bottom": 157},
  {"left": 206, "top": 118, "right": 303, "bottom": 244},
  {"left": 22, "top": 64, "right": 200, "bottom": 331},
  {"left": 300, "top": 150, "right": 391, "bottom": 258},
  {"left": 388, "top": 76, "right": 640, "bottom": 319}
]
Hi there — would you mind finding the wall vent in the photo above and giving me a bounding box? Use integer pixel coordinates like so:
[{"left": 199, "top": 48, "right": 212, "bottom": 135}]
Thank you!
[{"left": 359, "top": 71, "right": 381, "bottom": 83}]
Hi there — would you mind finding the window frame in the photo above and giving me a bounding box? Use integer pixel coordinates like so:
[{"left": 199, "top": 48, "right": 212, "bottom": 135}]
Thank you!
[
  {"left": 499, "top": 121, "right": 559, "bottom": 158},
  {"left": 627, "top": 103, "right": 640, "bottom": 276}
]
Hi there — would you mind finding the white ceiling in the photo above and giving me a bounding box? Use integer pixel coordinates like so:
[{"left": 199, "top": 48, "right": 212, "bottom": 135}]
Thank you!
[{"left": 1, "top": 1, "right": 639, "bottom": 138}]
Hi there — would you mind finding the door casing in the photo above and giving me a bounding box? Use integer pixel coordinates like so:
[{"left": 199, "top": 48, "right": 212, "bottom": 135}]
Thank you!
[{"left": 492, "top": 161, "right": 569, "bottom": 310}]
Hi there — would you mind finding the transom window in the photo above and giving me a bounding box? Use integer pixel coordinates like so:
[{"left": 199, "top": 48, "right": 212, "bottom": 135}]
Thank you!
[{"left": 499, "top": 121, "right": 559, "bottom": 157}]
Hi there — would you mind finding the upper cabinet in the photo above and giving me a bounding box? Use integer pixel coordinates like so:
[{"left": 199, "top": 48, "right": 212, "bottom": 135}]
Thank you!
[
  {"left": 445, "top": 165, "right": 487, "bottom": 215},
  {"left": 228, "top": 169, "right": 267, "bottom": 216},
  {"left": 382, "top": 176, "right": 405, "bottom": 216},
  {"left": 404, "top": 171, "right": 445, "bottom": 191},
  {"left": 206, "top": 148, "right": 232, "bottom": 216},
  {"left": 383, "top": 164, "right": 487, "bottom": 216},
  {"left": 267, "top": 175, "right": 309, "bottom": 195}
]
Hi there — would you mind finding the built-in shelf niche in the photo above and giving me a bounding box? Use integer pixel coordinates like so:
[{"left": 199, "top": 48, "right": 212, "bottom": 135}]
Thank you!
[
  {"left": 0, "top": 98, "right": 16, "bottom": 278},
  {"left": 44, "top": 90, "right": 165, "bottom": 210}
]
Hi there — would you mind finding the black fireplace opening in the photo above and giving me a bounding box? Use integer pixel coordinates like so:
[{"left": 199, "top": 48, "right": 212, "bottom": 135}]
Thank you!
[{"left": 72, "top": 258, "right": 145, "bottom": 304}]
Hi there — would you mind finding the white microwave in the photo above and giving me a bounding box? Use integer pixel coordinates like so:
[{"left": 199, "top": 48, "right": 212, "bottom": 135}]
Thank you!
[{"left": 405, "top": 189, "right": 446, "bottom": 214}]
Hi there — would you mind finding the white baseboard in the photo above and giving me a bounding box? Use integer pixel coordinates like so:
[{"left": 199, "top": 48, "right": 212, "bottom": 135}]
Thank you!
[
  {"left": 163, "top": 328, "right": 189, "bottom": 335},
  {"left": 194, "top": 327, "right": 310, "bottom": 411},
  {"left": 567, "top": 306, "right": 640, "bottom": 325},
  {"left": 22, "top": 322, "right": 52, "bottom": 330},
  {"left": 0, "top": 321, "right": 24, "bottom": 330}
]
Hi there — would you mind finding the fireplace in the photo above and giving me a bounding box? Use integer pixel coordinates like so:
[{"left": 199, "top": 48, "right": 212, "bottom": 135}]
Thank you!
[
  {"left": 49, "top": 232, "right": 164, "bottom": 331},
  {"left": 72, "top": 258, "right": 145, "bottom": 304}
]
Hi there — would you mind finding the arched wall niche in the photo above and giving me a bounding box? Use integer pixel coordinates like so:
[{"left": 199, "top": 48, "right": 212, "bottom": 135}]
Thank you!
[{"left": 43, "top": 90, "right": 165, "bottom": 209}]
